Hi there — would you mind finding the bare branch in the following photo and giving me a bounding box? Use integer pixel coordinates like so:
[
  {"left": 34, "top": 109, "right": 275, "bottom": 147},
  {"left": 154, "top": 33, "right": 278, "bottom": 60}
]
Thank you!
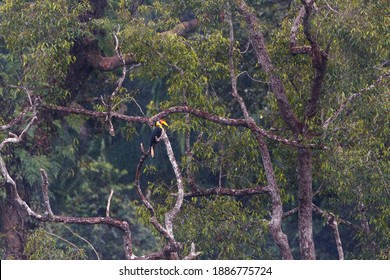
[
  {"left": 1, "top": 111, "right": 135, "bottom": 259},
  {"left": 235, "top": 0, "right": 296, "bottom": 259},
  {"left": 100, "top": 28, "right": 129, "bottom": 137},
  {"left": 183, "top": 242, "right": 202, "bottom": 260},
  {"left": 40, "top": 169, "right": 54, "bottom": 219},
  {"left": 227, "top": 9, "right": 250, "bottom": 120},
  {"left": 61, "top": 224, "right": 101, "bottom": 260},
  {"left": 0, "top": 116, "right": 38, "bottom": 152},
  {"left": 40, "top": 103, "right": 149, "bottom": 124},
  {"left": 134, "top": 133, "right": 198, "bottom": 259},
  {"left": 323, "top": 0, "right": 341, "bottom": 15},
  {"left": 290, "top": 6, "right": 311, "bottom": 55},
  {"left": 0, "top": 155, "right": 42, "bottom": 219},
  {"left": 312, "top": 204, "right": 344, "bottom": 260},
  {"left": 7, "top": 85, "right": 34, "bottom": 106},
  {"left": 298, "top": 1, "right": 329, "bottom": 122},
  {"left": 112, "top": 28, "right": 127, "bottom": 98},
  {"left": 106, "top": 189, "right": 114, "bottom": 218},
  {"left": 45, "top": 231, "right": 87, "bottom": 257},
  {"left": 0, "top": 106, "right": 32, "bottom": 131},
  {"left": 161, "top": 131, "right": 184, "bottom": 240},
  {"left": 0, "top": 107, "right": 42, "bottom": 219},
  {"left": 134, "top": 146, "right": 171, "bottom": 240},
  {"left": 41, "top": 104, "right": 323, "bottom": 149}
]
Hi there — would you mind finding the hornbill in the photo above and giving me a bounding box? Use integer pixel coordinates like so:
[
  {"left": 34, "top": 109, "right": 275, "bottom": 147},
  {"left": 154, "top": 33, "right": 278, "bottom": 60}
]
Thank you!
[{"left": 149, "top": 119, "right": 168, "bottom": 158}]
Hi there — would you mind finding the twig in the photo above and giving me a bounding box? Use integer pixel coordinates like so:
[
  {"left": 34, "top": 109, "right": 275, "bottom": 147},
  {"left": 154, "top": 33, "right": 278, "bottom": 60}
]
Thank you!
[
  {"left": 62, "top": 224, "right": 101, "bottom": 260},
  {"left": 45, "top": 231, "right": 85, "bottom": 256},
  {"left": 7, "top": 85, "right": 34, "bottom": 106},
  {"left": 237, "top": 71, "right": 267, "bottom": 84},
  {"left": 227, "top": 9, "right": 250, "bottom": 120},
  {"left": 324, "top": 0, "right": 341, "bottom": 15},
  {"left": 323, "top": 71, "right": 390, "bottom": 129}
]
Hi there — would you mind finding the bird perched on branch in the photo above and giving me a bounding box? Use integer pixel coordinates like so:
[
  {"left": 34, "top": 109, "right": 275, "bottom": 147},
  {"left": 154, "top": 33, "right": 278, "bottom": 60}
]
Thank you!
[{"left": 150, "top": 119, "right": 168, "bottom": 158}]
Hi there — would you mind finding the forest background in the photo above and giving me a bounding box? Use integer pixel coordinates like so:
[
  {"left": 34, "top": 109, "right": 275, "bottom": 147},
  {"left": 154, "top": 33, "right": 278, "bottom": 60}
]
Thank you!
[{"left": 0, "top": 0, "right": 388, "bottom": 260}]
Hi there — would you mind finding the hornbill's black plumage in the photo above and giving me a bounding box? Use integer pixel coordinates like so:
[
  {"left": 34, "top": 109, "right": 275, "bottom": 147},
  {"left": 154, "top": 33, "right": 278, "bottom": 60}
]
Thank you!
[{"left": 149, "top": 119, "right": 168, "bottom": 158}]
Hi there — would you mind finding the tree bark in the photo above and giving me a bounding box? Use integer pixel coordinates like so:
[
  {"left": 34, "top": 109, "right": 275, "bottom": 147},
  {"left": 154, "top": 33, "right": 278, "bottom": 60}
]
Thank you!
[
  {"left": 1, "top": 184, "right": 28, "bottom": 259},
  {"left": 297, "top": 148, "right": 316, "bottom": 259},
  {"left": 236, "top": 0, "right": 302, "bottom": 135}
]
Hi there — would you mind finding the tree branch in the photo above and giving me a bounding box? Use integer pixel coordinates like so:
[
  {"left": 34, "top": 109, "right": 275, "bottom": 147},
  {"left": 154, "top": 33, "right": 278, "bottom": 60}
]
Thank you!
[
  {"left": 227, "top": 9, "right": 250, "bottom": 120},
  {"left": 300, "top": 0, "right": 329, "bottom": 121},
  {"left": 87, "top": 19, "right": 199, "bottom": 72},
  {"left": 0, "top": 105, "right": 33, "bottom": 131},
  {"left": 41, "top": 104, "right": 323, "bottom": 149},
  {"left": 161, "top": 131, "right": 184, "bottom": 240},
  {"left": 0, "top": 108, "right": 41, "bottom": 219},
  {"left": 40, "top": 169, "right": 54, "bottom": 219},
  {"left": 0, "top": 107, "right": 135, "bottom": 259},
  {"left": 283, "top": 207, "right": 299, "bottom": 218},
  {"left": 106, "top": 189, "right": 114, "bottom": 218},
  {"left": 162, "top": 19, "right": 199, "bottom": 36},
  {"left": 182, "top": 185, "right": 269, "bottom": 198},
  {"left": 183, "top": 242, "right": 202, "bottom": 260},
  {"left": 134, "top": 145, "right": 171, "bottom": 240},
  {"left": 323, "top": 71, "right": 390, "bottom": 129},
  {"left": 88, "top": 51, "right": 137, "bottom": 72},
  {"left": 289, "top": 6, "right": 311, "bottom": 55},
  {"left": 312, "top": 204, "right": 344, "bottom": 260},
  {"left": 236, "top": 0, "right": 302, "bottom": 135}
]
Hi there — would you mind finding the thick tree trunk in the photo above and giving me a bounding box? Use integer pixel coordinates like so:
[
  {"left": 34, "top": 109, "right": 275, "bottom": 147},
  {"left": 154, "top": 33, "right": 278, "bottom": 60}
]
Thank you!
[
  {"left": 297, "top": 148, "right": 316, "bottom": 259},
  {"left": 1, "top": 184, "right": 28, "bottom": 259}
]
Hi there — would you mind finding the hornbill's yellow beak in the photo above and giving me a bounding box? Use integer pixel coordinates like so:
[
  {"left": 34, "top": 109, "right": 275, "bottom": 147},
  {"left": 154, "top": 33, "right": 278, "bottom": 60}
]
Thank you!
[{"left": 158, "top": 119, "right": 168, "bottom": 127}]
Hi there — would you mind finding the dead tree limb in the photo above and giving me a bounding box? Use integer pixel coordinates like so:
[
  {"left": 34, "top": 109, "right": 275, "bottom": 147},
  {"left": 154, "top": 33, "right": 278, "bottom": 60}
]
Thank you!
[
  {"left": 312, "top": 204, "right": 344, "bottom": 260},
  {"left": 160, "top": 131, "right": 184, "bottom": 240},
  {"left": 289, "top": 6, "right": 311, "bottom": 55},
  {"left": 41, "top": 104, "right": 324, "bottom": 149},
  {"left": 0, "top": 105, "right": 135, "bottom": 259},
  {"left": 133, "top": 133, "right": 201, "bottom": 259},
  {"left": 106, "top": 189, "right": 114, "bottom": 218},
  {"left": 134, "top": 145, "right": 171, "bottom": 240},
  {"left": 40, "top": 169, "right": 54, "bottom": 219}
]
